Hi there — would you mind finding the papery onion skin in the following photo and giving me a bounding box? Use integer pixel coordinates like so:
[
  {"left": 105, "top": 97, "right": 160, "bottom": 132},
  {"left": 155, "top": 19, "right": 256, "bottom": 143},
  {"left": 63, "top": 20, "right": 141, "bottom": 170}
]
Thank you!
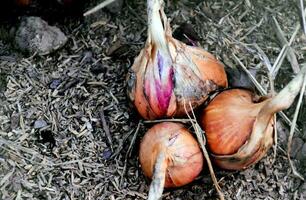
[
  {"left": 200, "top": 89, "right": 274, "bottom": 170},
  {"left": 139, "top": 122, "right": 204, "bottom": 187},
  {"left": 126, "top": 1, "right": 227, "bottom": 120}
]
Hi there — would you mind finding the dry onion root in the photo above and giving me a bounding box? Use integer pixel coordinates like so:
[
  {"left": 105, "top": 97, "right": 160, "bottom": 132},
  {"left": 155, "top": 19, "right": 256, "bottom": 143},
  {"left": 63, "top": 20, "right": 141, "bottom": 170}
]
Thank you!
[
  {"left": 201, "top": 65, "right": 306, "bottom": 170},
  {"left": 127, "top": 0, "right": 227, "bottom": 120},
  {"left": 139, "top": 122, "right": 203, "bottom": 200}
]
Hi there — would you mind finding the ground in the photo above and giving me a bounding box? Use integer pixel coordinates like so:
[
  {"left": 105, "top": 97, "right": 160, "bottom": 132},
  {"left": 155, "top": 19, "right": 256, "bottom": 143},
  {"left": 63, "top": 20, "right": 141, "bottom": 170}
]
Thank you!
[{"left": 0, "top": 0, "right": 306, "bottom": 199}]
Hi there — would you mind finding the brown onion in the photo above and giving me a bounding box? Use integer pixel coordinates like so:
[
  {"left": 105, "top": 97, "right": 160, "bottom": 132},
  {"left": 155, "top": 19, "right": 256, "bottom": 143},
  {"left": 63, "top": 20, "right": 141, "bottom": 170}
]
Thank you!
[
  {"left": 139, "top": 122, "right": 203, "bottom": 199},
  {"left": 200, "top": 66, "right": 306, "bottom": 170},
  {"left": 15, "top": 0, "right": 31, "bottom": 6},
  {"left": 127, "top": 0, "right": 227, "bottom": 120}
]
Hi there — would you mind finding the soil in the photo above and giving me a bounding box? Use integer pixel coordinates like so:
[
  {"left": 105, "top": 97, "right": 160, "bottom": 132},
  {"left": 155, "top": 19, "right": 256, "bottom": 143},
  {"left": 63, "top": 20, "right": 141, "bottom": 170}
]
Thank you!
[{"left": 0, "top": 0, "right": 306, "bottom": 199}]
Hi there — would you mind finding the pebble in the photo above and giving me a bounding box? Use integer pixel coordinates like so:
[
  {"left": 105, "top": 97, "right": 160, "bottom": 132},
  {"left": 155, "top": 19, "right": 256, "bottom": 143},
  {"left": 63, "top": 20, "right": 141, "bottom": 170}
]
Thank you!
[
  {"left": 34, "top": 119, "right": 47, "bottom": 129},
  {"left": 49, "top": 79, "right": 61, "bottom": 89},
  {"left": 15, "top": 16, "right": 67, "bottom": 55},
  {"left": 102, "top": 148, "right": 112, "bottom": 160}
]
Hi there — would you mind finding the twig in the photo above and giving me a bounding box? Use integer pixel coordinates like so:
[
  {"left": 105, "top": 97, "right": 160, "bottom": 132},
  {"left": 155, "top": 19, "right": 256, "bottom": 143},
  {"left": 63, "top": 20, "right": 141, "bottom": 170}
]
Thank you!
[
  {"left": 253, "top": 43, "right": 273, "bottom": 72},
  {"left": 183, "top": 101, "right": 225, "bottom": 200},
  {"left": 271, "top": 23, "right": 300, "bottom": 78},
  {"left": 99, "top": 107, "right": 113, "bottom": 151},
  {"left": 240, "top": 17, "right": 264, "bottom": 41},
  {"left": 232, "top": 53, "right": 267, "bottom": 94},
  {"left": 110, "top": 129, "right": 135, "bottom": 159},
  {"left": 300, "top": 0, "right": 306, "bottom": 34},
  {"left": 83, "top": 0, "right": 116, "bottom": 16},
  {"left": 271, "top": 45, "right": 289, "bottom": 78},
  {"left": 120, "top": 122, "right": 141, "bottom": 187},
  {"left": 127, "top": 122, "right": 140, "bottom": 158},
  {"left": 286, "top": 73, "right": 306, "bottom": 181},
  {"left": 272, "top": 16, "right": 300, "bottom": 73}
]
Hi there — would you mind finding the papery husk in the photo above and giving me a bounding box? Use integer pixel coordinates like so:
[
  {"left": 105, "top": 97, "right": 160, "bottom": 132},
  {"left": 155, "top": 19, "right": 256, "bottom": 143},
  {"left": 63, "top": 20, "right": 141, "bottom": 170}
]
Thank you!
[
  {"left": 204, "top": 65, "right": 306, "bottom": 170},
  {"left": 127, "top": 0, "right": 227, "bottom": 120},
  {"left": 139, "top": 122, "right": 203, "bottom": 188}
]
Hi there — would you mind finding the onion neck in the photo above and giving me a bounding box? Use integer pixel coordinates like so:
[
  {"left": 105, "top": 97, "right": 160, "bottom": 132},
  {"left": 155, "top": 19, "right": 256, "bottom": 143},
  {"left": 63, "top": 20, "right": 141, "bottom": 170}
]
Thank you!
[
  {"left": 244, "top": 64, "right": 306, "bottom": 155},
  {"left": 148, "top": 152, "right": 168, "bottom": 200},
  {"left": 147, "top": 0, "right": 168, "bottom": 51},
  {"left": 263, "top": 65, "right": 306, "bottom": 114}
]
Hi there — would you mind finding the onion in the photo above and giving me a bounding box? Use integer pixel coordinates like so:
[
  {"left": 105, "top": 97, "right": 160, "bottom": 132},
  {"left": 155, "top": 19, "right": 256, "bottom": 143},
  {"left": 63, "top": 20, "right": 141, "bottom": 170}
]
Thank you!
[
  {"left": 127, "top": 0, "right": 227, "bottom": 119},
  {"left": 139, "top": 122, "right": 203, "bottom": 199},
  {"left": 15, "top": 0, "right": 31, "bottom": 6},
  {"left": 200, "top": 66, "right": 306, "bottom": 170}
]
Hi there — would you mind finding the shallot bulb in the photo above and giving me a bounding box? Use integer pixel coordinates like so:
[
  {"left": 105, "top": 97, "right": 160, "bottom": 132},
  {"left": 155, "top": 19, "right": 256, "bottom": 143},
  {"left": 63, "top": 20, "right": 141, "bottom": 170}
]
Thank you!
[
  {"left": 200, "top": 66, "right": 306, "bottom": 170},
  {"left": 15, "top": 0, "right": 31, "bottom": 6},
  {"left": 139, "top": 122, "right": 203, "bottom": 199},
  {"left": 127, "top": 0, "right": 227, "bottom": 119}
]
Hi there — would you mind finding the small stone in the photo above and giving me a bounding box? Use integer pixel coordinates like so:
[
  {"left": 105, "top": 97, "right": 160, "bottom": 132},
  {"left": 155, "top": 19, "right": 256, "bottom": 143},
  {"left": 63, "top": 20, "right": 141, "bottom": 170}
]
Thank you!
[
  {"left": 50, "top": 79, "right": 61, "bottom": 89},
  {"left": 15, "top": 16, "right": 68, "bottom": 55},
  {"left": 290, "top": 137, "right": 304, "bottom": 158},
  {"left": 102, "top": 148, "right": 112, "bottom": 159},
  {"left": 34, "top": 119, "right": 47, "bottom": 129}
]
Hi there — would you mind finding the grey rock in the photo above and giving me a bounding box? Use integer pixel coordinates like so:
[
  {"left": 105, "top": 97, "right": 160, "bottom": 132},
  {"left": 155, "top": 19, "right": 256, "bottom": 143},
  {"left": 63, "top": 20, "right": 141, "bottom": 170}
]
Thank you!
[
  {"left": 34, "top": 119, "right": 47, "bottom": 129},
  {"left": 106, "top": 0, "right": 123, "bottom": 14},
  {"left": 290, "top": 137, "right": 304, "bottom": 158},
  {"left": 15, "top": 17, "right": 67, "bottom": 55},
  {"left": 50, "top": 79, "right": 61, "bottom": 89}
]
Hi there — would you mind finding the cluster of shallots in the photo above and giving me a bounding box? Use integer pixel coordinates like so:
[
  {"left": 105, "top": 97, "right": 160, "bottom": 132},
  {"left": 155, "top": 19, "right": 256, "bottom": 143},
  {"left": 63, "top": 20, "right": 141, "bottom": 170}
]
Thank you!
[{"left": 126, "top": 0, "right": 306, "bottom": 199}]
